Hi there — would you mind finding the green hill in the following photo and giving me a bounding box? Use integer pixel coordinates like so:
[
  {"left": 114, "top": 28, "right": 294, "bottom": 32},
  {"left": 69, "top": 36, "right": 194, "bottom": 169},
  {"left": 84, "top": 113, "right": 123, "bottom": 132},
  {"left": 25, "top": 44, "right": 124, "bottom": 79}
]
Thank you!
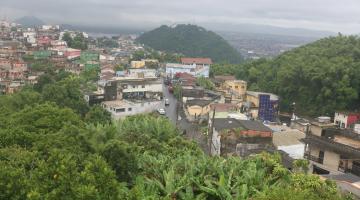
[
  {"left": 15, "top": 16, "right": 45, "bottom": 27},
  {"left": 212, "top": 35, "right": 360, "bottom": 116},
  {"left": 136, "top": 24, "right": 243, "bottom": 63}
]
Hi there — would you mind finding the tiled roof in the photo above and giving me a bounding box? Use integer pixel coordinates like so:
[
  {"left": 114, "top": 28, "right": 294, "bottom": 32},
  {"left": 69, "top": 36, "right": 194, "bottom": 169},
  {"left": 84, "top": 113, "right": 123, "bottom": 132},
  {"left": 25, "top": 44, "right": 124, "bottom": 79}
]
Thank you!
[{"left": 181, "top": 57, "right": 212, "bottom": 65}]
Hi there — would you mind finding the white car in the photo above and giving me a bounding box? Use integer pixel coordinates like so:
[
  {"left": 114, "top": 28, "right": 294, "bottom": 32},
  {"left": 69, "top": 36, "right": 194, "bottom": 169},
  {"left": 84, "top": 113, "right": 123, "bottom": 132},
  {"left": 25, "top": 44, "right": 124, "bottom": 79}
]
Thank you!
[
  {"left": 157, "top": 108, "right": 166, "bottom": 115},
  {"left": 165, "top": 98, "right": 170, "bottom": 106}
]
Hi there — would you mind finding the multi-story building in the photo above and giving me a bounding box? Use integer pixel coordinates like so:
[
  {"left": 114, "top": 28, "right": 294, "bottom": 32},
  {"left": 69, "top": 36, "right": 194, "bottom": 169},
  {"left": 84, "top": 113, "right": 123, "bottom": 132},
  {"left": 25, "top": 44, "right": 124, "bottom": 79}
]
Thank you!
[
  {"left": 101, "top": 99, "right": 163, "bottom": 119},
  {"left": 210, "top": 118, "right": 273, "bottom": 156},
  {"left": 64, "top": 48, "right": 81, "bottom": 60},
  {"left": 245, "top": 91, "right": 279, "bottom": 122},
  {"left": 166, "top": 57, "right": 211, "bottom": 78},
  {"left": 223, "top": 80, "right": 247, "bottom": 103},
  {"left": 334, "top": 112, "right": 360, "bottom": 129},
  {"left": 87, "top": 75, "right": 164, "bottom": 119},
  {"left": 118, "top": 78, "right": 163, "bottom": 100},
  {"left": 130, "top": 60, "right": 146, "bottom": 68},
  {"left": 302, "top": 119, "right": 360, "bottom": 176}
]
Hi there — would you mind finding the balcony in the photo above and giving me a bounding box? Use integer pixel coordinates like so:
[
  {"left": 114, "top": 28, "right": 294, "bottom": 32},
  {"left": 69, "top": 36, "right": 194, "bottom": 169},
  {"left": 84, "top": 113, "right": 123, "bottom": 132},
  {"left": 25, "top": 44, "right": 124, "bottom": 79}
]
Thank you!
[
  {"left": 302, "top": 134, "right": 360, "bottom": 158},
  {"left": 304, "top": 152, "right": 323, "bottom": 164}
]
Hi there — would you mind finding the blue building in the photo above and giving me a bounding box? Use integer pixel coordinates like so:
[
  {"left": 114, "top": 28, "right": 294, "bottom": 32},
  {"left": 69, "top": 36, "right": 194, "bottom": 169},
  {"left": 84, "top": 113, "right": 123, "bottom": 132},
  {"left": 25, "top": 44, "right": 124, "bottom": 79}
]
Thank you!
[{"left": 246, "top": 91, "right": 279, "bottom": 122}]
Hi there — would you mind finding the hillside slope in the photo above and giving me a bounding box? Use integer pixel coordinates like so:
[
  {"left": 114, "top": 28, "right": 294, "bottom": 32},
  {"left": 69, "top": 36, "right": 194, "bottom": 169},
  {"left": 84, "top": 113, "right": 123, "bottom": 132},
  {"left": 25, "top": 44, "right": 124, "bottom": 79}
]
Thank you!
[
  {"left": 212, "top": 35, "right": 360, "bottom": 116},
  {"left": 136, "top": 24, "right": 243, "bottom": 63},
  {"left": 15, "top": 16, "right": 45, "bottom": 27}
]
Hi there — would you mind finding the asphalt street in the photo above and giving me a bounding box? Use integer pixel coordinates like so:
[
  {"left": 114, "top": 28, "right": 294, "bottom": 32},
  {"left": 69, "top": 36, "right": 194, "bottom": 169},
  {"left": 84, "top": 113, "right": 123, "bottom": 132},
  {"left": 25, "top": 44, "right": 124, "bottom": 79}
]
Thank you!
[{"left": 162, "top": 80, "right": 209, "bottom": 153}]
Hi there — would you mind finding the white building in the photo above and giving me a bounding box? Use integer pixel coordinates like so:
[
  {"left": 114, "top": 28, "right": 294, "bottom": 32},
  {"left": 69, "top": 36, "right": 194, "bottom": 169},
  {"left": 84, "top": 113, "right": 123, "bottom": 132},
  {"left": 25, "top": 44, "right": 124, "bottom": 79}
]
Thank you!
[
  {"left": 334, "top": 112, "right": 360, "bottom": 129},
  {"left": 102, "top": 99, "right": 162, "bottom": 119},
  {"left": 119, "top": 78, "right": 163, "bottom": 99},
  {"left": 165, "top": 63, "right": 210, "bottom": 78},
  {"left": 128, "top": 68, "right": 157, "bottom": 78}
]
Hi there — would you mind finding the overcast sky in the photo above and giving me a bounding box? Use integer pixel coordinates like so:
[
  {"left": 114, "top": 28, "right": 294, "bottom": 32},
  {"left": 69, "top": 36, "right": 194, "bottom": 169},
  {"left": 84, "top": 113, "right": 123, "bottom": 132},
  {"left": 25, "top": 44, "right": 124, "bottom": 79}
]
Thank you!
[{"left": 0, "top": 0, "right": 360, "bottom": 33}]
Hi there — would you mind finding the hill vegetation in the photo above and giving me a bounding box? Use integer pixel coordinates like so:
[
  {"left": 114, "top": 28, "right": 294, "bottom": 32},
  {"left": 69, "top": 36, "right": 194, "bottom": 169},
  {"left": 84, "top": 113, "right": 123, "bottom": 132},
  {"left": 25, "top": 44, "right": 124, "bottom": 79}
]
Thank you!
[
  {"left": 136, "top": 24, "right": 243, "bottom": 63},
  {"left": 15, "top": 16, "right": 45, "bottom": 27},
  {"left": 211, "top": 35, "right": 360, "bottom": 116},
  {"left": 0, "top": 69, "right": 351, "bottom": 199}
]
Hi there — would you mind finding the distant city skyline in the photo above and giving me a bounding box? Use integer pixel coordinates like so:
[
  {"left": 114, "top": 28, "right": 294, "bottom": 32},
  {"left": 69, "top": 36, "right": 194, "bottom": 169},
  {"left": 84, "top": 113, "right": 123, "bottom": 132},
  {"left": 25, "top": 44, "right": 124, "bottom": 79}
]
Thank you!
[{"left": 1, "top": 0, "right": 360, "bottom": 34}]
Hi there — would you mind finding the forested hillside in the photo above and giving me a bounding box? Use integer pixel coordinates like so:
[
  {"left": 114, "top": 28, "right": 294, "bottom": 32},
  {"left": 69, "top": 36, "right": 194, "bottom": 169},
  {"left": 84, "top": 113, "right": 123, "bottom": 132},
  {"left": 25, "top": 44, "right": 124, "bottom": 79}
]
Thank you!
[
  {"left": 136, "top": 24, "right": 243, "bottom": 63},
  {"left": 0, "top": 69, "right": 349, "bottom": 199},
  {"left": 211, "top": 35, "right": 360, "bottom": 116}
]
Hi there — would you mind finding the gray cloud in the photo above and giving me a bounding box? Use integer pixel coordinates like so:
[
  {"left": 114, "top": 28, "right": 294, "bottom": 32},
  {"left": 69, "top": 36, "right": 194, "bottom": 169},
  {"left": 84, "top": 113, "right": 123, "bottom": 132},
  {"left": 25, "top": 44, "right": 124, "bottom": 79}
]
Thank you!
[{"left": 0, "top": 0, "right": 359, "bottom": 33}]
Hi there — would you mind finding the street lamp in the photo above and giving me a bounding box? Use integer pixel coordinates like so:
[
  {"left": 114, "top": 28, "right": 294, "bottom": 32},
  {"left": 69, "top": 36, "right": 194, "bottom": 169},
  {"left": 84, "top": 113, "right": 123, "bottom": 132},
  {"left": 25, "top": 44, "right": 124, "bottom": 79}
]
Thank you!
[{"left": 291, "top": 102, "right": 296, "bottom": 120}]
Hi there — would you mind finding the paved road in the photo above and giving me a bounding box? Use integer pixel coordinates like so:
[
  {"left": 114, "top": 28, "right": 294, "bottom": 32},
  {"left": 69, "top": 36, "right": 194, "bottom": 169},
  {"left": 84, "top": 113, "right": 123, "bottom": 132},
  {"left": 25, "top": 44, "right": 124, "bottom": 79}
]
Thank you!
[
  {"left": 162, "top": 80, "right": 209, "bottom": 154},
  {"left": 162, "top": 81, "right": 178, "bottom": 123}
]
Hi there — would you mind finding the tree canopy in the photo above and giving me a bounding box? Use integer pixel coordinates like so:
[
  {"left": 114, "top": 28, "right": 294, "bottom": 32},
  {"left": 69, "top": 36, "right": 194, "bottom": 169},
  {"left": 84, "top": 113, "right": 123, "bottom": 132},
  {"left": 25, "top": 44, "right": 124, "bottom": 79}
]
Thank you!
[
  {"left": 136, "top": 24, "right": 243, "bottom": 64},
  {"left": 211, "top": 35, "right": 360, "bottom": 116},
  {"left": 63, "top": 32, "right": 88, "bottom": 50},
  {"left": 0, "top": 66, "right": 352, "bottom": 199}
]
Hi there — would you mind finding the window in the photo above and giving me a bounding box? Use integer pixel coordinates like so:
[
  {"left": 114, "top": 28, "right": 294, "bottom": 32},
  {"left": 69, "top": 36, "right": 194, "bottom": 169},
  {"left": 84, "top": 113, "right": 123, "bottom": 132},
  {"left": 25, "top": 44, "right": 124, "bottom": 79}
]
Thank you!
[
  {"left": 128, "top": 108, "right": 132, "bottom": 111},
  {"left": 132, "top": 85, "right": 137, "bottom": 88},
  {"left": 241, "top": 86, "right": 245, "bottom": 89},
  {"left": 235, "top": 86, "right": 239, "bottom": 89},
  {"left": 142, "top": 85, "right": 145, "bottom": 88},
  {"left": 116, "top": 108, "right": 125, "bottom": 113}
]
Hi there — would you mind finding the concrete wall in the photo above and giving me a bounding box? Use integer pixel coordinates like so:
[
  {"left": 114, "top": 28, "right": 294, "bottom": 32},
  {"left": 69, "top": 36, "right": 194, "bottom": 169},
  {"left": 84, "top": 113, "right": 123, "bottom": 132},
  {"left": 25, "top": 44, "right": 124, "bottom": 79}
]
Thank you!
[
  {"left": 225, "top": 80, "right": 247, "bottom": 98},
  {"left": 310, "top": 146, "right": 320, "bottom": 158},
  {"left": 211, "top": 129, "right": 221, "bottom": 156},
  {"left": 122, "top": 82, "right": 162, "bottom": 93},
  {"left": 323, "top": 150, "right": 340, "bottom": 171},
  {"left": 310, "top": 125, "right": 323, "bottom": 136},
  {"left": 130, "top": 61, "right": 146, "bottom": 68},
  {"left": 334, "top": 112, "right": 348, "bottom": 128},
  {"left": 165, "top": 65, "right": 194, "bottom": 77},
  {"left": 246, "top": 95, "right": 259, "bottom": 107},
  {"left": 187, "top": 105, "right": 211, "bottom": 117},
  {"left": 106, "top": 100, "right": 162, "bottom": 119}
]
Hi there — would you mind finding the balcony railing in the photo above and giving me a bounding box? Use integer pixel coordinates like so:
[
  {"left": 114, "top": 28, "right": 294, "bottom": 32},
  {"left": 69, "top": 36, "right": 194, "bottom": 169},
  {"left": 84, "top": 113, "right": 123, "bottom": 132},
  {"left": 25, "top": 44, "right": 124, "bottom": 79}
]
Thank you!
[
  {"left": 302, "top": 134, "right": 360, "bottom": 158},
  {"left": 304, "top": 152, "right": 323, "bottom": 164}
]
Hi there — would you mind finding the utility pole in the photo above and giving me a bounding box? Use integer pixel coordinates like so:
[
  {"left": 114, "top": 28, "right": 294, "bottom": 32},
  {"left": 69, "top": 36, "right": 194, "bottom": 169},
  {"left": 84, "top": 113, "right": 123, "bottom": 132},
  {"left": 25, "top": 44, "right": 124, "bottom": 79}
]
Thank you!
[{"left": 208, "top": 108, "right": 216, "bottom": 155}]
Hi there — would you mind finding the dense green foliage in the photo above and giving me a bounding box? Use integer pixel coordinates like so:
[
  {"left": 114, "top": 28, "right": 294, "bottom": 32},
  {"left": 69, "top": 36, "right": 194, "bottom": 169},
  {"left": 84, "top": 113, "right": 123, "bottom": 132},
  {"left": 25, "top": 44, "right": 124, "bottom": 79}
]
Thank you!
[
  {"left": 211, "top": 35, "right": 360, "bottom": 116},
  {"left": 196, "top": 76, "right": 215, "bottom": 90},
  {"left": 136, "top": 24, "right": 243, "bottom": 63},
  {"left": 63, "top": 32, "right": 88, "bottom": 50},
  {"left": 22, "top": 54, "right": 55, "bottom": 72},
  {"left": 131, "top": 49, "right": 181, "bottom": 63},
  {"left": 0, "top": 69, "right": 350, "bottom": 199},
  {"left": 97, "top": 37, "right": 119, "bottom": 48}
]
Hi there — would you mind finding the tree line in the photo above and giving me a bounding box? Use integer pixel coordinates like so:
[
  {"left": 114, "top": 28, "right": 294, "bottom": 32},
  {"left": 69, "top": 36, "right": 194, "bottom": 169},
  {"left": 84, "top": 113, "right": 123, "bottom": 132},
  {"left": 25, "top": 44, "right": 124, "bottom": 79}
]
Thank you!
[
  {"left": 211, "top": 35, "right": 360, "bottom": 116},
  {"left": 0, "top": 69, "right": 352, "bottom": 199},
  {"left": 136, "top": 24, "right": 243, "bottom": 64}
]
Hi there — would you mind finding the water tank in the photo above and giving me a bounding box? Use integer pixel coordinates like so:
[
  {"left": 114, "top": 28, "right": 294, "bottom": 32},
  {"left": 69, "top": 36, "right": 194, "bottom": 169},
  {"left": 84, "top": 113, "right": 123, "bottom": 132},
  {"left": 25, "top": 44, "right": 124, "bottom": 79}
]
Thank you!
[{"left": 318, "top": 116, "right": 331, "bottom": 123}]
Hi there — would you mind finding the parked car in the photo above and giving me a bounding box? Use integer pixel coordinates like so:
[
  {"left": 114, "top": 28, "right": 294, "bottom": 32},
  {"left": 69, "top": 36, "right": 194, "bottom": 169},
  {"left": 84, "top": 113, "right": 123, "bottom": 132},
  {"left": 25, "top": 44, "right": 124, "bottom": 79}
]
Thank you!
[
  {"left": 157, "top": 108, "right": 166, "bottom": 115},
  {"left": 168, "top": 86, "right": 173, "bottom": 93},
  {"left": 164, "top": 78, "right": 171, "bottom": 86},
  {"left": 165, "top": 98, "right": 170, "bottom": 106}
]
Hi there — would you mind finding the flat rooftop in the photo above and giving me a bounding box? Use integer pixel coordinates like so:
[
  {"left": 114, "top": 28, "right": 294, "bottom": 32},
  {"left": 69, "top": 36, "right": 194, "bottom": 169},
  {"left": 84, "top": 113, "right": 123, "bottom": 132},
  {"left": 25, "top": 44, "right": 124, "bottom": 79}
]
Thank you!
[
  {"left": 272, "top": 128, "right": 305, "bottom": 146},
  {"left": 246, "top": 90, "right": 279, "bottom": 101}
]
